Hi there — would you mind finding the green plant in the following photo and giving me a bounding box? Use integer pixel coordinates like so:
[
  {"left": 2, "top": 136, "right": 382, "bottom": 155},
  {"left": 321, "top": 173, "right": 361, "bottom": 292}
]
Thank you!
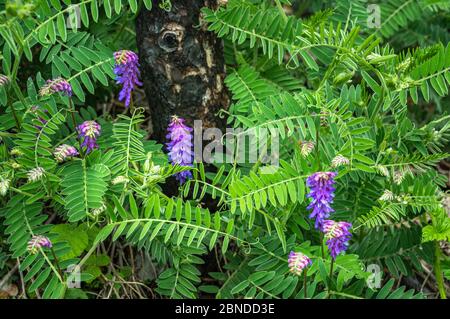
[{"left": 0, "top": 0, "right": 449, "bottom": 299}]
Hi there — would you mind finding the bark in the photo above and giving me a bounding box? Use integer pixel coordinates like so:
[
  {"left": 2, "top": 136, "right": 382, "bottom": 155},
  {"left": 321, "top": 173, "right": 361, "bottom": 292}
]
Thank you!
[{"left": 136, "top": 0, "right": 229, "bottom": 143}]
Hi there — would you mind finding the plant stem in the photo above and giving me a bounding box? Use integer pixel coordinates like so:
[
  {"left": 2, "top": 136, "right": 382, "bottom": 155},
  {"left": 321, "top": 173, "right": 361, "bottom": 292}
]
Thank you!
[
  {"left": 50, "top": 247, "right": 63, "bottom": 279},
  {"left": 328, "top": 258, "right": 335, "bottom": 293},
  {"left": 315, "top": 126, "right": 321, "bottom": 170},
  {"left": 303, "top": 270, "right": 308, "bottom": 299},
  {"left": 320, "top": 232, "right": 325, "bottom": 258},
  {"left": 434, "top": 240, "right": 447, "bottom": 299},
  {"left": 68, "top": 98, "right": 84, "bottom": 156}
]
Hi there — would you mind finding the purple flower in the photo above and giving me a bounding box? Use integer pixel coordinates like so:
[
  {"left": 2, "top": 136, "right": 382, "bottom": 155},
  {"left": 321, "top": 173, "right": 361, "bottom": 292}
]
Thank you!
[
  {"left": 27, "top": 235, "right": 52, "bottom": 254},
  {"left": 166, "top": 116, "right": 193, "bottom": 184},
  {"left": 114, "top": 50, "right": 142, "bottom": 107},
  {"left": 54, "top": 144, "right": 79, "bottom": 162},
  {"left": 322, "top": 220, "right": 352, "bottom": 259},
  {"left": 288, "top": 251, "right": 312, "bottom": 275},
  {"left": 39, "top": 77, "right": 72, "bottom": 97},
  {"left": 77, "top": 120, "right": 101, "bottom": 154},
  {"left": 306, "top": 171, "right": 337, "bottom": 229}
]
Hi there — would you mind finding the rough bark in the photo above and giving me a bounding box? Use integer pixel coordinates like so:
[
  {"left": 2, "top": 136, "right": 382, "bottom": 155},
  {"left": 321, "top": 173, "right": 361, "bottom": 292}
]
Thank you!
[{"left": 136, "top": 0, "right": 229, "bottom": 143}]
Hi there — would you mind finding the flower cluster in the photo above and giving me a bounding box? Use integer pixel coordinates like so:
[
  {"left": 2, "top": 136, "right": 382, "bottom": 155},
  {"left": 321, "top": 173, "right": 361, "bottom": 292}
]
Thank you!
[
  {"left": 113, "top": 50, "right": 142, "bottom": 107},
  {"left": 288, "top": 251, "right": 312, "bottom": 275},
  {"left": 0, "top": 74, "right": 10, "bottom": 86},
  {"left": 27, "top": 235, "right": 52, "bottom": 254},
  {"left": 379, "top": 189, "right": 394, "bottom": 201},
  {"left": 27, "top": 167, "right": 45, "bottom": 183},
  {"left": 306, "top": 168, "right": 353, "bottom": 259},
  {"left": 166, "top": 116, "right": 193, "bottom": 184},
  {"left": 54, "top": 144, "right": 79, "bottom": 162},
  {"left": 77, "top": 120, "right": 101, "bottom": 154},
  {"left": 39, "top": 77, "right": 72, "bottom": 97},
  {"left": 0, "top": 178, "right": 10, "bottom": 196},
  {"left": 322, "top": 220, "right": 352, "bottom": 259},
  {"left": 306, "top": 171, "right": 337, "bottom": 229},
  {"left": 331, "top": 155, "right": 350, "bottom": 168},
  {"left": 298, "top": 140, "right": 315, "bottom": 158}
]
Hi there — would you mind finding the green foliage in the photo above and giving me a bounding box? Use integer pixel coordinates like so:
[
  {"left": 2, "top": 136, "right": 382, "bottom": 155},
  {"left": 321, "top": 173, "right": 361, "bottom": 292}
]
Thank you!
[{"left": 0, "top": 0, "right": 449, "bottom": 300}]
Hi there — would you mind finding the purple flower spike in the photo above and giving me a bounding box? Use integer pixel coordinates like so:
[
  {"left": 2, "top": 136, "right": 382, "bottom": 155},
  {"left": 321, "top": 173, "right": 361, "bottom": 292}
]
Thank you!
[
  {"left": 113, "top": 50, "right": 142, "bottom": 107},
  {"left": 166, "top": 116, "right": 193, "bottom": 184},
  {"left": 322, "top": 220, "right": 352, "bottom": 259},
  {"left": 306, "top": 171, "right": 337, "bottom": 229},
  {"left": 39, "top": 77, "right": 72, "bottom": 97},
  {"left": 288, "top": 251, "right": 312, "bottom": 275},
  {"left": 27, "top": 235, "right": 52, "bottom": 254},
  {"left": 54, "top": 144, "right": 79, "bottom": 162},
  {"left": 77, "top": 120, "right": 101, "bottom": 154}
]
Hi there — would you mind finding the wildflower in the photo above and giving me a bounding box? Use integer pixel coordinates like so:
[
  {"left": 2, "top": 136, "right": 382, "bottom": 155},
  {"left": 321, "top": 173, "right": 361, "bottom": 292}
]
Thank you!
[
  {"left": 91, "top": 202, "right": 106, "bottom": 216},
  {"left": 39, "top": 77, "right": 72, "bottom": 97},
  {"left": 10, "top": 148, "right": 23, "bottom": 156},
  {"left": 298, "top": 141, "right": 315, "bottom": 158},
  {"left": 0, "top": 74, "right": 10, "bottom": 86},
  {"left": 393, "top": 170, "right": 405, "bottom": 185},
  {"left": 166, "top": 116, "right": 193, "bottom": 184},
  {"left": 375, "top": 165, "right": 389, "bottom": 177},
  {"left": 331, "top": 155, "right": 349, "bottom": 168},
  {"left": 27, "top": 235, "right": 52, "bottom": 254},
  {"left": 379, "top": 190, "right": 394, "bottom": 201},
  {"left": 27, "top": 167, "right": 45, "bottom": 182},
  {"left": 322, "top": 220, "right": 352, "bottom": 259},
  {"left": 149, "top": 165, "right": 161, "bottom": 175},
  {"left": 112, "top": 175, "right": 129, "bottom": 185},
  {"left": 0, "top": 178, "right": 10, "bottom": 196},
  {"left": 53, "top": 144, "right": 79, "bottom": 162},
  {"left": 306, "top": 171, "right": 337, "bottom": 229},
  {"left": 77, "top": 120, "right": 101, "bottom": 154},
  {"left": 288, "top": 251, "right": 312, "bottom": 275},
  {"left": 113, "top": 50, "right": 142, "bottom": 107}
]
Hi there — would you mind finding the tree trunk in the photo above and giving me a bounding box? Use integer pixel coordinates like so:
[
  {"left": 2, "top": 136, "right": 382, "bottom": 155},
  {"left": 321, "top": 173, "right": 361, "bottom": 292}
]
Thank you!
[{"left": 136, "top": 0, "right": 229, "bottom": 143}]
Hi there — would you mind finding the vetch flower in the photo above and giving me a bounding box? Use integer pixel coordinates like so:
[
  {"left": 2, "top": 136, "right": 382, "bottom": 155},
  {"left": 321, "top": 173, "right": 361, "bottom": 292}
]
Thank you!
[
  {"left": 113, "top": 50, "right": 142, "bottom": 107},
  {"left": 0, "top": 178, "right": 10, "bottom": 196},
  {"left": 54, "top": 144, "right": 79, "bottom": 162},
  {"left": 393, "top": 170, "right": 405, "bottom": 185},
  {"left": 10, "top": 148, "right": 23, "bottom": 156},
  {"left": 331, "top": 155, "right": 350, "bottom": 168},
  {"left": 27, "top": 167, "right": 45, "bottom": 182},
  {"left": 288, "top": 251, "right": 312, "bottom": 275},
  {"left": 77, "top": 120, "right": 101, "bottom": 154},
  {"left": 112, "top": 175, "right": 129, "bottom": 185},
  {"left": 91, "top": 202, "right": 106, "bottom": 216},
  {"left": 39, "top": 77, "right": 72, "bottom": 97},
  {"left": 0, "top": 74, "right": 10, "bottom": 86},
  {"left": 322, "top": 220, "right": 352, "bottom": 259},
  {"left": 166, "top": 116, "right": 193, "bottom": 184},
  {"left": 306, "top": 171, "right": 337, "bottom": 229},
  {"left": 27, "top": 235, "right": 52, "bottom": 255},
  {"left": 379, "top": 190, "right": 394, "bottom": 201},
  {"left": 298, "top": 140, "right": 315, "bottom": 158}
]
